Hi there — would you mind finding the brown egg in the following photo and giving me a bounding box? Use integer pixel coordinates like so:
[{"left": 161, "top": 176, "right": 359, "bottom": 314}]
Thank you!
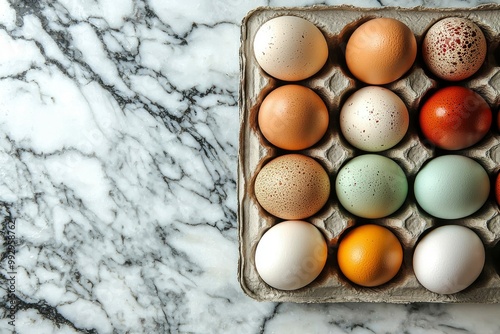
[
  {"left": 345, "top": 18, "right": 417, "bottom": 85},
  {"left": 258, "top": 85, "right": 329, "bottom": 150},
  {"left": 423, "top": 17, "right": 486, "bottom": 81},
  {"left": 254, "top": 154, "right": 330, "bottom": 219}
]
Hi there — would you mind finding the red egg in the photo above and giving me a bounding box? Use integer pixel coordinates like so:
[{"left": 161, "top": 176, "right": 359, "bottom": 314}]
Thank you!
[
  {"left": 496, "top": 173, "right": 500, "bottom": 206},
  {"left": 419, "top": 86, "right": 492, "bottom": 150}
]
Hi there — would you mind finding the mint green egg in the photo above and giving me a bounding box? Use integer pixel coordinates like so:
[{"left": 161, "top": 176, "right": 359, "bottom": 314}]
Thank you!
[
  {"left": 335, "top": 154, "right": 408, "bottom": 219},
  {"left": 414, "top": 155, "right": 489, "bottom": 219}
]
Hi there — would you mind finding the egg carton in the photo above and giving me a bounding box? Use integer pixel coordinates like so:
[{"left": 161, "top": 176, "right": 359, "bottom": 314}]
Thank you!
[{"left": 238, "top": 5, "right": 500, "bottom": 303}]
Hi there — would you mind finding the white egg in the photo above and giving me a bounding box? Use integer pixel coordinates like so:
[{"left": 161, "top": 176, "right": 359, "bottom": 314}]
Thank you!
[
  {"left": 253, "top": 16, "right": 328, "bottom": 81},
  {"left": 413, "top": 225, "right": 485, "bottom": 294},
  {"left": 340, "top": 86, "right": 409, "bottom": 152},
  {"left": 335, "top": 154, "right": 408, "bottom": 219},
  {"left": 254, "top": 220, "right": 327, "bottom": 290},
  {"left": 414, "top": 155, "right": 490, "bottom": 219}
]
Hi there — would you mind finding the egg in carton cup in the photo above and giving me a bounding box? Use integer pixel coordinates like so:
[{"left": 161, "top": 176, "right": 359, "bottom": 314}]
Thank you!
[{"left": 238, "top": 5, "right": 500, "bottom": 303}]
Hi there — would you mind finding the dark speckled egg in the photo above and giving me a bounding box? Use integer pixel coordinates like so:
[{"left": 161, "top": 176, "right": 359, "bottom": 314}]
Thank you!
[{"left": 423, "top": 17, "right": 487, "bottom": 81}]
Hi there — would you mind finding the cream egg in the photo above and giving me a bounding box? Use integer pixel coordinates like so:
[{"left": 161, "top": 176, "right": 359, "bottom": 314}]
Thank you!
[
  {"left": 254, "top": 154, "right": 330, "bottom": 220},
  {"left": 340, "top": 86, "right": 409, "bottom": 152},
  {"left": 255, "top": 220, "right": 328, "bottom": 290},
  {"left": 413, "top": 225, "right": 485, "bottom": 294},
  {"left": 253, "top": 16, "right": 328, "bottom": 81},
  {"left": 414, "top": 155, "right": 490, "bottom": 219},
  {"left": 423, "top": 17, "right": 487, "bottom": 81},
  {"left": 335, "top": 154, "right": 408, "bottom": 219}
]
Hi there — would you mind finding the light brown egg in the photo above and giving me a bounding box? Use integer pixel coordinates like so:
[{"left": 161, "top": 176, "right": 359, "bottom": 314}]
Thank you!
[
  {"left": 422, "top": 17, "right": 487, "bottom": 81},
  {"left": 258, "top": 85, "right": 329, "bottom": 151},
  {"left": 345, "top": 18, "right": 417, "bottom": 85},
  {"left": 254, "top": 154, "right": 330, "bottom": 220}
]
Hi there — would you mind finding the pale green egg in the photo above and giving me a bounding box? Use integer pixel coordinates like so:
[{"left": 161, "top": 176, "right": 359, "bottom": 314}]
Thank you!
[
  {"left": 414, "top": 155, "right": 489, "bottom": 219},
  {"left": 335, "top": 154, "right": 408, "bottom": 219}
]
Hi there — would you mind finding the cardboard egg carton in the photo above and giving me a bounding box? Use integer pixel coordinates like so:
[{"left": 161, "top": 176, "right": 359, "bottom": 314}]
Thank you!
[{"left": 238, "top": 5, "right": 500, "bottom": 303}]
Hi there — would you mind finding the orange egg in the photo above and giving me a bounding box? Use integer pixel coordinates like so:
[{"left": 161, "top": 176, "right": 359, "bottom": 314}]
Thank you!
[
  {"left": 258, "top": 85, "right": 329, "bottom": 150},
  {"left": 345, "top": 18, "right": 417, "bottom": 85},
  {"left": 337, "top": 224, "right": 403, "bottom": 287}
]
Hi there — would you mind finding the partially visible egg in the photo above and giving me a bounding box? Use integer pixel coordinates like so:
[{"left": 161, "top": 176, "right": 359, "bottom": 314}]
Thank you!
[
  {"left": 497, "top": 109, "right": 500, "bottom": 132},
  {"left": 335, "top": 154, "right": 408, "bottom": 219},
  {"left": 496, "top": 172, "right": 500, "bottom": 207},
  {"left": 255, "top": 220, "right": 328, "bottom": 290},
  {"left": 253, "top": 16, "right": 328, "bottom": 81},
  {"left": 258, "top": 85, "right": 329, "bottom": 150},
  {"left": 414, "top": 155, "right": 490, "bottom": 219},
  {"left": 345, "top": 18, "right": 417, "bottom": 85},
  {"left": 413, "top": 225, "right": 485, "bottom": 294},
  {"left": 423, "top": 17, "right": 487, "bottom": 81},
  {"left": 340, "top": 86, "right": 409, "bottom": 152},
  {"left": 254, "top": 154, "right": 330, "bottom": 220}
]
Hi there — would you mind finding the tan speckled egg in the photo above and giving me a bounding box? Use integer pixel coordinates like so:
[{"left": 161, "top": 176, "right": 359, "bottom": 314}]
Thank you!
[
  {"left": 254, "top": 154, "right": 330, "bottom": 220},
  {"left": 253, "top": 16, "right": 328, "bottom": 81},
  {"left": 423, "top": 17, "right": 487, "bottom": 81},
  {"left": 345, "top": 18, "right": 417, "bottom": 85}
]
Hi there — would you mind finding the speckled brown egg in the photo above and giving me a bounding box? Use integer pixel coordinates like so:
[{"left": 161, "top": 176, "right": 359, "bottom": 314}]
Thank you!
[
  {"left": 254, "top": 154, "right": 330, "bottom": 219},
  {"left": 423, "top": 17, "right": 487, "bottom": 81}
]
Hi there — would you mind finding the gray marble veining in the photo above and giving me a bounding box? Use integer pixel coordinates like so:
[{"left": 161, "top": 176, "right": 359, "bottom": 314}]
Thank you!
[{"left": 0, "top": 0, "right": 499, "bottom": 333}]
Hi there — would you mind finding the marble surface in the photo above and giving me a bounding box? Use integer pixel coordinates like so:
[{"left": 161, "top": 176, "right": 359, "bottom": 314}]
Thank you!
[{"left": 0, "top": 0, "right": 499, "bottom": 333}]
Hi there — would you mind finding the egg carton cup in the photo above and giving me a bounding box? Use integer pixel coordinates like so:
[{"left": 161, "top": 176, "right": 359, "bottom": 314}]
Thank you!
[{"left": 238, "top": 5, "right": 500, "bottom": 303}]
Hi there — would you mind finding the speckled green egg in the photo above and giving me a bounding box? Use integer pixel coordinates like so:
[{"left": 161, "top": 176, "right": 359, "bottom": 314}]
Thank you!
[{"left": 335, "top": 154, "right": 408, "bottom": 218}]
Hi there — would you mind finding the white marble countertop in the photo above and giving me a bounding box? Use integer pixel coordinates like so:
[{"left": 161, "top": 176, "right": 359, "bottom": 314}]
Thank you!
[{"left": 1, "top": 0, "right": 499, "bottom": 333}]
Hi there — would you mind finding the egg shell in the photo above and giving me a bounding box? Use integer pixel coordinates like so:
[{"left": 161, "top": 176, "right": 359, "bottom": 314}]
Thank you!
[
  {"left": 340, "top": 86, "right": 409, "bottom": 152},
  {"left": 258, "top": 85, "right": 329, "bottom": 150},
  {"left": 254, "top": 154, "right": 330, "bottom": 220},
  {"left": 414, "top": 155, "right": 490, "bottom": 219},
  {"left": 253, "top": 16, "right": 328, "bottom": 81},
  {"left": 413, "top": 225, "right": 485, "bottom": 295},
  {"left": 423, "top": 17, "right": 487, "bottom": 81},
  {"left": 335, "top": 154, "right": 408, "bottom": 219},
  {"left": 345, "top": 17, "right": 417, "bottom": 85},
  {"left": 255, "top": 220, "right": 328, "bottom": 290}
]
